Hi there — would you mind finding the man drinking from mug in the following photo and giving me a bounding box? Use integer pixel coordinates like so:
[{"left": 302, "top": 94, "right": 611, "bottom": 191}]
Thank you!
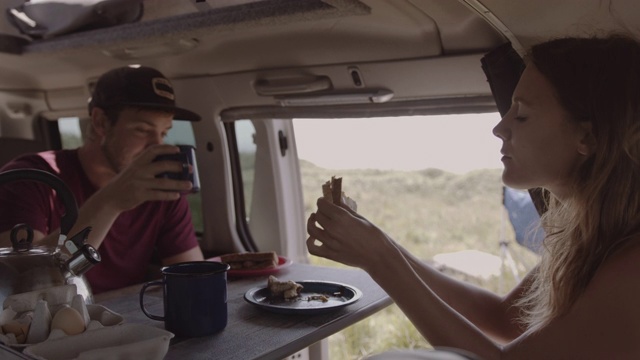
[{"left": 0, "top": 66, "right": 205, "bottom": 294}]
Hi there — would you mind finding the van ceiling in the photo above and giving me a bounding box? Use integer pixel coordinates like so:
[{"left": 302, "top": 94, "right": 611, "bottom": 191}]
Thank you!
[
  {"left": 0, "top": 0, "right": 637, "bottom": 92},
  {"left": 0, "top": 0, "right": 502, "bottom": 91}
]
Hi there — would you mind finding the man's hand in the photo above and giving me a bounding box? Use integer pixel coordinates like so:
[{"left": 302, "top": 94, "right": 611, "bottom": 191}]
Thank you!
[{"left": 99, "top": 145, "right": 193, "bottom": 212}]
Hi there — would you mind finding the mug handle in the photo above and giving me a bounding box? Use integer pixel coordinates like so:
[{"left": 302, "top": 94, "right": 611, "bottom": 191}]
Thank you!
[{"left": 139, "top": 280, "right": 165, "bottom": 321}]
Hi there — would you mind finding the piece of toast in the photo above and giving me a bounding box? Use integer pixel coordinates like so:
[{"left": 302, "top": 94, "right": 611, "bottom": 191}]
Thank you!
[
  {"left": 219, "top": 251, "right": 279, "bottom": 270},
  {"left": 323, "top": 176, "right": 357, "bottom": 211},
  {"left": 267, "top": 275, "right": 303, "bottom": 299}
]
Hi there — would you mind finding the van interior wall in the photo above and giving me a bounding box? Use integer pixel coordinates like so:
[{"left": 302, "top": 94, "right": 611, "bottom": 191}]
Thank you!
[{"left": 0, "top": 91, "right": 48, "bottom": 139}]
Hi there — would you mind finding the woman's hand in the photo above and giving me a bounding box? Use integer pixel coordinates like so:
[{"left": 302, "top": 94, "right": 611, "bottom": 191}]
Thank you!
[{"left": 306, "top": 197, "right": 393, "bottom": 271}]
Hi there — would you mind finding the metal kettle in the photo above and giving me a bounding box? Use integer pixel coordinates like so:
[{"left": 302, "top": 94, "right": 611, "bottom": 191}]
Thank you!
[{"left": 0, "top": 169, "right": 101, "bottom": 306}]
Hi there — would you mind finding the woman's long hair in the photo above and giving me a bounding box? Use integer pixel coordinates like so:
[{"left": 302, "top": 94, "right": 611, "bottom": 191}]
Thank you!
[{"left": 517, "top": 34, "right": 640, "bottom": 330}]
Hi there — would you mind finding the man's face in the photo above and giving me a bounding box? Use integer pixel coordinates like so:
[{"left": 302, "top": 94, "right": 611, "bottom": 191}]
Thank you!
[{"left": 101, "top": 108, "right": 174, "bottom": 173}]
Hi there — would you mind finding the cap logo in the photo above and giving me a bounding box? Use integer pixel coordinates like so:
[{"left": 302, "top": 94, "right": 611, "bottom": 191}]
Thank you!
[{"left": 152, "top": 77, "right": 175, "bottom": 101}]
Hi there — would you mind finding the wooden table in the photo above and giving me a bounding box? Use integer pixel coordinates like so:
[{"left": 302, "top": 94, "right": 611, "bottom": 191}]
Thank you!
[{"left": 95, "top": 263, "right": 393, "bottom": 360}]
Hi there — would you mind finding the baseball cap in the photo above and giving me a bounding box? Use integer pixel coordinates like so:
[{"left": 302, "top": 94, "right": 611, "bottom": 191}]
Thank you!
[{"left": 88, "top": 66, "right": 201, "bottom": 121}]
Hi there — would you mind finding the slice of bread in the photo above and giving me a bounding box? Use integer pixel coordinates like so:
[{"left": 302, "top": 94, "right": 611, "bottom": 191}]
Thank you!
[
  {"left": 267, "top": 275, "right": 303, "bottom": 299},
  {"left": 220, "top": 251, "right": 279, "bottom": 270},
  {"left": 323, "top": 176, "right": 357, "bottom": 211}
]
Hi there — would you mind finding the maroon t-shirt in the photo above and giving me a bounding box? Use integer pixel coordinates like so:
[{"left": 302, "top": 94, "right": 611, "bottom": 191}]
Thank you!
[{"left": 0, "top": 150, "right": 199, "bottom": 294}]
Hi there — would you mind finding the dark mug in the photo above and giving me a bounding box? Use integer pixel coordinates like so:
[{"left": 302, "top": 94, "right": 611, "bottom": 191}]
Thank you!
[
  {"left": 153, "top": 144, "right": 201, "bottom": 193},
  {"left": 140, "top": 261, "right": 230, "bottom": 337}
]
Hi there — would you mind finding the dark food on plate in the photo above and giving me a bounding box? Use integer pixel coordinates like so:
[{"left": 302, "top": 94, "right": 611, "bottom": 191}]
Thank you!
[
  {"left": 306, "top": 295, "right": 329, "bottom": 302},
  {"left": 267, "top": 276, "right": 303, "bottom": 300},
  {"left": 220, "top": 251, "right": 279, "bottom": 270},
  {"left": 266, "top": 277, "right": 332, "bottom": 302}
]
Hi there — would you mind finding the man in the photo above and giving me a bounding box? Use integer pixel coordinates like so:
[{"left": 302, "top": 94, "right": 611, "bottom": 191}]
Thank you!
[{"left": 0, "top": 66, "right": 204, "bottom": 293}]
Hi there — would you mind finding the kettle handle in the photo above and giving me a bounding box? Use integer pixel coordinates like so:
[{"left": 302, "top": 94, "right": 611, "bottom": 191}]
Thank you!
[{"left": 0, "top": 169, "right": 78, "bottom": 237}]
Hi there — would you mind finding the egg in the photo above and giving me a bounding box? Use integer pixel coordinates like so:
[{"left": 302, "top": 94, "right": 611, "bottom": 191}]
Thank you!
[
  {"left": 70, "top": 294, "right": 90, "bottom": 327},
  {"left": 2, "top": 317, "right": 31, "bottom": 344},
  {"left": 51, "top": 305, "right": 85, "bottom": 336}
]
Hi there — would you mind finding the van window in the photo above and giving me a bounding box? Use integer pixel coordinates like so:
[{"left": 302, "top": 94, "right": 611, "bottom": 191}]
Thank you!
[
  {"left": 228, "top": 113, "right": 540, "bottom": 277},
  {"left": 58, "top": 117, "right": 83, "bottom": 149},
  {"left": 293, "top": 113, "right": 538, "bottom": 276},
  {"left": 55, "top": 117, "right": 204, "bottom": 233}
]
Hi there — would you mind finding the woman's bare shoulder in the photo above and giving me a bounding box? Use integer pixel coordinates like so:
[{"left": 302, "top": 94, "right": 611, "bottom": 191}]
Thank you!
[
  {"left": 595, "top": 237, "right": 640, "bottom": 281},
  {"left": 505, "top": 238, "right": 640, "bottom": 358},
  {"left": 583, "top": 237, "right": 640, "bottom": 311}
]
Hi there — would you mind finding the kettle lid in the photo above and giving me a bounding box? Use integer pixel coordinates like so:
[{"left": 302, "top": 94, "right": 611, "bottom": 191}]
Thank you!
[
  {"left": 0, "top": 223, "right": 59, "bottom": 257},
  {"left": 0, "top": 245, "right": 54, "bottom": 257}
]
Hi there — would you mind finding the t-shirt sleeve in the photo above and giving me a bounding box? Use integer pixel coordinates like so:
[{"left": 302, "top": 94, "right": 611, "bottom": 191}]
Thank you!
[{"left": 155, "top": 196, "right": 200, "bottom": 259}]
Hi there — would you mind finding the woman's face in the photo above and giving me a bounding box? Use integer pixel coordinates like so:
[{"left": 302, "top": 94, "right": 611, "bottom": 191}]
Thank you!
[{"left": 493, "top": 64, "right": 591, "bottom": 198}]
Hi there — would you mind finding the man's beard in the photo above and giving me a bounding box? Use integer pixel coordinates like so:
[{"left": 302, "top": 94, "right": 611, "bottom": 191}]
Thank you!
[{"left": 101, "top": 142, "right": 124, "bottom": 174}]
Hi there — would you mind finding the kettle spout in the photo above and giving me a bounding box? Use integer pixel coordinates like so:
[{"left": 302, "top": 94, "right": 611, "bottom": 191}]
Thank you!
[
  {"left": 64, "top": 226, "right": 92, "bottom": 254},
  {"left": 65, "top": 243, "right": 101, "bottom": 276},
  {"left": 63, "top": 227, "right": 101, "bottom": 277}
]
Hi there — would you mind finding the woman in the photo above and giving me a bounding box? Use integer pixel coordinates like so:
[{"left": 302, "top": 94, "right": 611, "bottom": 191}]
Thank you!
[{"left": 306, "top": 34, "right": 640, "bottom": 359}]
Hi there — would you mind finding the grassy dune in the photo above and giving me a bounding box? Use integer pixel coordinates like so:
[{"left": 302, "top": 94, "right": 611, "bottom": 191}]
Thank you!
[{"left": 300, "top": 160, "right": 538, "bottom": 359}]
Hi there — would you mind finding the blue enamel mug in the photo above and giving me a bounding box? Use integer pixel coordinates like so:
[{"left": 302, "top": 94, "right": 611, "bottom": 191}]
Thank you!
[{"left": 140, "top": 261, "right": 230, "bottom": 337}]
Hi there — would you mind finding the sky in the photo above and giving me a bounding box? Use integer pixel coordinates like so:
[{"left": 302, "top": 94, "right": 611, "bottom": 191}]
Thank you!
[
  {"left": 58, "top": 117, "right": 82, "bottom": 137},
  {"left": 292, "top": 112, "right": 503, "bottom": 174}
]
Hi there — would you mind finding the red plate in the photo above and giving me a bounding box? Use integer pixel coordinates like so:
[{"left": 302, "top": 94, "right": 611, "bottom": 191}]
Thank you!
[{"left": 208, "top": 255, "right": 292, "bottom": 277}]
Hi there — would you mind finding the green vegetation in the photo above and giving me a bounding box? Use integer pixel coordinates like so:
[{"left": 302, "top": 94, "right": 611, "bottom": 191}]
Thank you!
[
  {"left": 60, "top": 133, "right": 83, "bottom": 149},
  {"left": 300, "top": 160, "right": 538, "bottom": 359}
]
